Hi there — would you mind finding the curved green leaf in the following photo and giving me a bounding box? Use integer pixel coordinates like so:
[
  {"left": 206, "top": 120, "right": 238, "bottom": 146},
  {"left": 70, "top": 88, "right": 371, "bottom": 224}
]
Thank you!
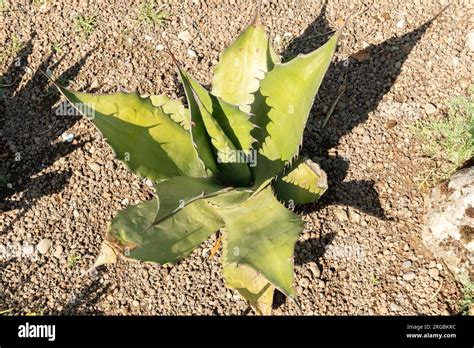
[
  {"left": 212, "top": 21, "right": 280, "bottom": 112},
  {"left": 252, "top": 33, "right": 340, "bottom": 185},
  {"left": 217, "top": 187, "right": 304, "bottom": 296},
  {"left": 57, "top": 87, "right": 208, "bottom": 182},
  {"left": 223, "top": 263, "right": 274, "bottom": 315},
  {"left": 208, "top": 190, "right": 252, "bottom": 208},
  {"left": 152, "top": 176, "right": 232, "bottom": 224},
  {"left": 179, "top": 70, "right": 252, "bottom": 187},
  {"left": 178, "top": 70, "right": 219, "bottom": 174},
  {"left": 108, "top": 176, "right": 229, "bottom": 264},
  {"left": 182, "top": 70, "right": 255, "bottom": 153},
  {"left": 273, "top": 157, "right": 328, "bottom": 204}
]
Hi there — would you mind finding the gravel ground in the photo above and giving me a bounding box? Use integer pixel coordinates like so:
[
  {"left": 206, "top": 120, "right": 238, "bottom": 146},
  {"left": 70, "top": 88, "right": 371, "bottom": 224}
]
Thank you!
[{"left": 0, "top": 0, "right": 471, "bottom": 315}]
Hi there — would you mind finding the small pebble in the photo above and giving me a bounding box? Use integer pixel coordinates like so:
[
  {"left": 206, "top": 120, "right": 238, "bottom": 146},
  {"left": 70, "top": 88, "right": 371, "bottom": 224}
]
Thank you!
[
  {"left": 349, "top": 210, "right": 361, "bottom": 223},
  {"left": 300, "top": 277, "right": 310, "bottom": 288},
  {"left": 428, "top": 268, "right": 440, "bottom": 279},
  {"left": 61, "top": 132, "right": 74, "bottom": 143},
  {"left": 403, "top": 272, "right": 416, "bottom": 281},
  {"left": 90, "top": 79, "right": 100, "bottom": 90},
  {"left": 178, "top": 30, "right": 192, "bottom": 43},
  {"left": 53, "top": 245, "right": 63, "bottom": 258},
  {"left": 308, "top": 262, "right": 320, "bottom": 278},
  {"left": 144, "top": 179, "right": 154, "bottom": 187},
  {"left": 88, "top": 162, "right": 101, "bottom": 173},
  {"left": 396, "top": 19, "right": 405, "bottom": 28},
  {"left": 37, "top": 239, "right": 52, "bottom": 255},
  {"left": 334, "top": 208, "right": 348, "bottom": 221},
  {"left": 390, "top": 302, "right": 401, "bottom": 312},
  {"left": 402, "top": 260, "right": 412, "bottom": 269},
  {"left": 22, "top": 244, "right": 35, "bottom": 256},
  {"left": 424, "top": 103, "right": 437, "bottom": 115}
]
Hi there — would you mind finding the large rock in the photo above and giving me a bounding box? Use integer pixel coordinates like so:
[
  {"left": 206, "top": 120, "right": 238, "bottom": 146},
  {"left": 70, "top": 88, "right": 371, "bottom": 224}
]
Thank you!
[{"left": 422, "top": 166, "right": 473, "bottom": 286}]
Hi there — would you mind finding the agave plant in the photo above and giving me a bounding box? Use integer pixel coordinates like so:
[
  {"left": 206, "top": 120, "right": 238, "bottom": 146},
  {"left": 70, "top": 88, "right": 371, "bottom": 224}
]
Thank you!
[{"left": 52, "top": 8, "right": 342, "bottom": 314}]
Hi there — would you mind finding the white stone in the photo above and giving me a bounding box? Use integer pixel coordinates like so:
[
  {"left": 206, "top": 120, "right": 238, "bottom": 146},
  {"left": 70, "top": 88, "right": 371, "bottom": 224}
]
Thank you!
[
  {"left": 402, "top": 260, "right": 412, "bottom": 269},
  {"left": 273, "top": 34, "right": 281, "bottom": 45},
  {"left": 334, "top": 208, "right": 348, "bottom": 222},
  {"left": 88, "top": 162, "right": 101, "bottom": 173},
  {"left": 178, "top": 30, "right": 192, "bottom": 43},
  {"left": 37, "top": 239, "right": 52, "bottom": 255},
  {"left": 396, "top": 19, "right": 405, "bottom": 28},
  {"left": 349, "top": 210, "right": 361, "bottom": 224},
  {"left": 429, "top": 268, "right": 440, "bottom": 279},
  {"left": 390, "top": 303, "right": 401, "bottom": 312},
  {"left": 61, "top": 132, "right": 74, "bottom": 143},
  {"left": 187, "top": 49, "right": 197, "bottom": 58},
  {"left": 403, "top": 272, "right": 416, "bottom": 281},
  {"left": 53, "top": 245, "right": 63, "bottom": 258},
  {"left": 424, "top": 103, "right": 437, "bottom": 115},
  {"left": 22, "top": 243, "right": 34, "bottom": 256},
  {"left": 144, "top": 179, "right": 154, "bottom": 187},
  {"left": 422, "top": 166, "right": 474, "bottom": 286}
]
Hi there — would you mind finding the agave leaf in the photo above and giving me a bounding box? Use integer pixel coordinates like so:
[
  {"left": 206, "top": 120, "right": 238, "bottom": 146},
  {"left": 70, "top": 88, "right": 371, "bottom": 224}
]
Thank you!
[
  {"left": 181, "top": 70, "right": 255, "bottom": 153},
  {"left": 223, "top": 263, "right": 274, "bottom": 315},
  {"left": 149, "top": 94, "right": 191, "bottom": 130},
  {"left": 57, "top": 87, "right": 208, "bottom": 182},
  {"left": 273, "top": 157, "right": 328, "bottom": 204},
  {"left": 212, "top": 20, "right": 280, "bottom": 112},
  {"left": 218, "top": 187, "right": 304, "bottom": 297},
  {"left": 152, "top": 176, "right": 232, "bottom": 224},
  {"left": 179, "top": 70, "right": 252, "bottom": 187},
  {"left": 108, "top": 176, "right": 229, "bottom": 263},
  {"left": 208, "top": 190, "right": 252, "bottom": 207},
  {"left": 109, "top": 199, "right": 223, "bottom": 264},
  {"left": 89, "top": 242, "right": 117, "bottom": 271},
  {"left": 178, "top": 70, "right": 219, "bottom": 174},
  {"left": 252, "top": 33, "right": 340, "bottom": 185}
]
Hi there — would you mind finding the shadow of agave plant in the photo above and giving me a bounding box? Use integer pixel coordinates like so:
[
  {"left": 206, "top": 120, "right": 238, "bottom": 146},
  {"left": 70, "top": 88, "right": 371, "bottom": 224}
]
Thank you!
[
  {"left": 275, "top": 0, "right": 442, "bottom": 242},
  {"left": 0, "top": 35, "right": 92, "bottom": 233},
  {"left": 283, "top": 1, "right": 443, "bottom": 220}
]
